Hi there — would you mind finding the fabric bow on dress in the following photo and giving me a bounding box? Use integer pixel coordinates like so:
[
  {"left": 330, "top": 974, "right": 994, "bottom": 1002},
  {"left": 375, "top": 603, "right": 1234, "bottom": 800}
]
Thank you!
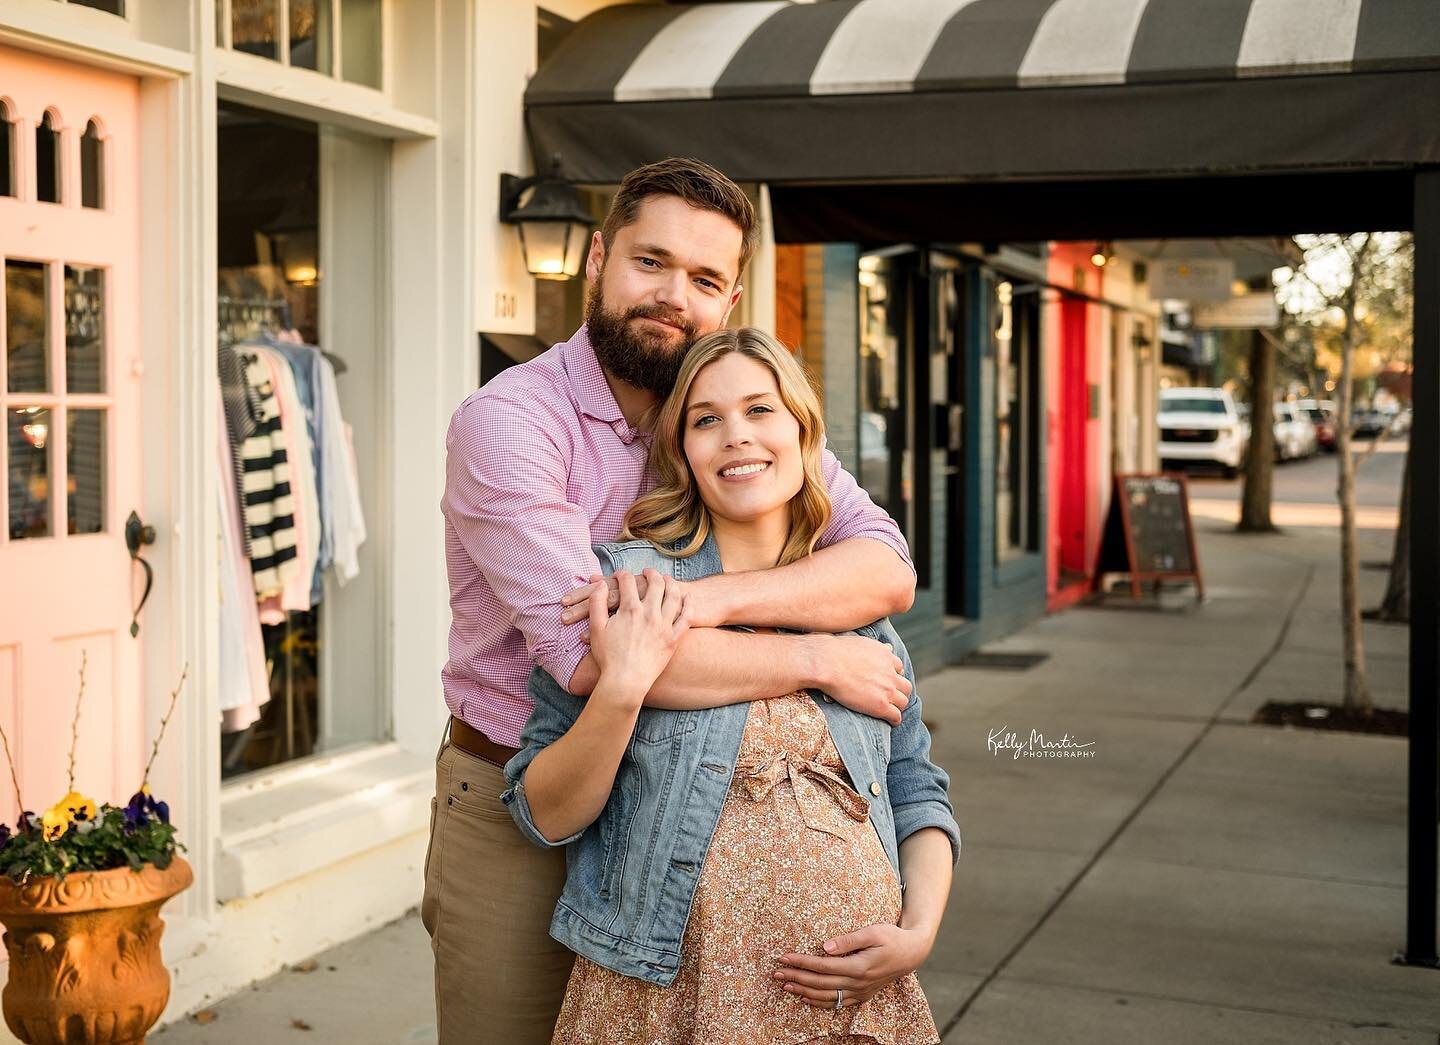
[{"left": 737, "top": 751, "right": 871, "bottom": 840}]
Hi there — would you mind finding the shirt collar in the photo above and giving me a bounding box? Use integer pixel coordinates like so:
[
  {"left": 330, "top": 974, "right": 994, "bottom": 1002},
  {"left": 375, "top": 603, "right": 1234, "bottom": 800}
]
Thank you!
[
  {"left": 562, "top": 325, "right": 625, "bottom": 426},
  {"left": 563, "top": 325, "right": 655, "bottom": 446}
]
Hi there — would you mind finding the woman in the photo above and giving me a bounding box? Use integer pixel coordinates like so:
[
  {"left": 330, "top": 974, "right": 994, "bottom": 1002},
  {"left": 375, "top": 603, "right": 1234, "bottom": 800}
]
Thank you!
[{"left": 502, "top": 328, "right": 959, "bottom": 1045}]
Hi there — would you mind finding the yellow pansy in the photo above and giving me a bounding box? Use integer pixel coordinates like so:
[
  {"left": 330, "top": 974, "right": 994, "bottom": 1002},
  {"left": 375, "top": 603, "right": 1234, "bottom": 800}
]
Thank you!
[
  {"left": 40, "top": 807, "right": 71, "bottom": 842},
  {"left": 56, "top": 791, "right": 99, "bottom": 823}
]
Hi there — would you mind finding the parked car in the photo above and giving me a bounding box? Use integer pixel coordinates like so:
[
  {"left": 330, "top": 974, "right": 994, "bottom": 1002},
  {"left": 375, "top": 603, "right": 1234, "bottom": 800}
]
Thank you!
[
  {"left": 1394, "top": 406, "right": 1413, "bottom": 435},
  {"left": 1297, "top": 399, "right": 1339, "bottom": 453},
  {"left": 1352, "top": 408, "right": 1389, "bottom": 439},
  {"left": 1158, "top": 387, "right": 1249, "bottom": 479},
  {"left": 1273, "top": 402, "right": 1318, "bottom": 460}
]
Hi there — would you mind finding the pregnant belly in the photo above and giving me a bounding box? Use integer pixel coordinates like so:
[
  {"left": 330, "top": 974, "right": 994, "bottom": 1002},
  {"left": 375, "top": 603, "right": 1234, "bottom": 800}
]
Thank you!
[{"left": 686, "top": 778, "right": 901, "bottom": 966}]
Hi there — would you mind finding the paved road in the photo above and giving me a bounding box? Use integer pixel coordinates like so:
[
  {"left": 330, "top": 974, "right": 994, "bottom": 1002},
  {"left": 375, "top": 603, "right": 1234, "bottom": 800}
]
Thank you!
[
  {"left": 1183, "top": 433, "right": 1407, "bottom": 530},
  {"left": 1186, "top": 431, "right": 1407, "bottom": 508}
]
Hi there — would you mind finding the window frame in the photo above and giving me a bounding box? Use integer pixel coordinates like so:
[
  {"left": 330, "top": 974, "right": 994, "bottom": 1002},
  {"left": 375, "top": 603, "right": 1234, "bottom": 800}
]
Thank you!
[{"left": 216, "top": 0, "right": 383, "bottom": 91}]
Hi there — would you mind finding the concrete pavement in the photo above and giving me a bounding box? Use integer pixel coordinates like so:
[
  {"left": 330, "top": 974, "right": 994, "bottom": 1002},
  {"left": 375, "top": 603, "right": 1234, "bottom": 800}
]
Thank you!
[{"left": 156, "top": 443, "right": 1438, "bottom": 1043}]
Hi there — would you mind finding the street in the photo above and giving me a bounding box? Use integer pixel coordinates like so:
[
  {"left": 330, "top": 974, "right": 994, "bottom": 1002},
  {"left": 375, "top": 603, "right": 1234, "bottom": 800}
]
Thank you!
[{"left": 1186, "top": 434, "right": 1407, "bottom": 530}]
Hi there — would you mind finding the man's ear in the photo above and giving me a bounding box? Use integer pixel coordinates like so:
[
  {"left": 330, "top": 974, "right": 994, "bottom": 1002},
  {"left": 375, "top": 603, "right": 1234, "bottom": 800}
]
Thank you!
[
  {"left": 584, "top": 230, "right": 606, "bottom": 285},
  {"left": 720, "top": 282, "right": 744, "bottom": 327}
]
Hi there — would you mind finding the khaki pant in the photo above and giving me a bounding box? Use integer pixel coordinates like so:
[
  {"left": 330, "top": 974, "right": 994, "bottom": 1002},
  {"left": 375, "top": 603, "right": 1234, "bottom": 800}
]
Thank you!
[{"left": 421, "top": 739, "right": 573, "bottom": 1044}]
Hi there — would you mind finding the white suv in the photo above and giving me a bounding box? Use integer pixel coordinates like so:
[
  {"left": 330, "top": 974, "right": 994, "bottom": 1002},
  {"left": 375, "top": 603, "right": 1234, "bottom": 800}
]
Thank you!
[{"left": 1158, "top": 388, "right": 1249, "bottom": 478}]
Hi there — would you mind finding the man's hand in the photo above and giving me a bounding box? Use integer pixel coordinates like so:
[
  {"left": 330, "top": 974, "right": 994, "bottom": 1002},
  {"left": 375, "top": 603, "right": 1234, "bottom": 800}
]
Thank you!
[
  {"left": 812, "top": 634, "right": 911, "bottom": 726},
  {"left": 562, "top": 573, "right": 715, "bottom": 628},
  {"left": 773, "top": 923, "right": 935, "bottom": 1008}
]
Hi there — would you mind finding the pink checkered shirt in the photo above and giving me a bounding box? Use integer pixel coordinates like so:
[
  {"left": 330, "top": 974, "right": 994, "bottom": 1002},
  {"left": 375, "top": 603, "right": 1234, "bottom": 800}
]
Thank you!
[{"left": 441, "top": 326, "right": 913, "bottom": 747}]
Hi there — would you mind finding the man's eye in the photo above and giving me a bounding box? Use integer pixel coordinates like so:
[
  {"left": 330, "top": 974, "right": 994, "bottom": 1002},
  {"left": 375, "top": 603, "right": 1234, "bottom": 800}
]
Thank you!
[
  {"left": 638, "top": 257, "right": 659, "bottom": 268},
  {"left": 695, "top": 278, "right": 718, "bottom": 291}
]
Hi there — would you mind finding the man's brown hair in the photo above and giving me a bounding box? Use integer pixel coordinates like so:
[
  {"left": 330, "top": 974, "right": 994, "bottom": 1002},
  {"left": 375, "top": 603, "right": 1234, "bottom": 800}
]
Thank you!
[{"left": 599, "top": 157, "right": 758, "bottom": 281}]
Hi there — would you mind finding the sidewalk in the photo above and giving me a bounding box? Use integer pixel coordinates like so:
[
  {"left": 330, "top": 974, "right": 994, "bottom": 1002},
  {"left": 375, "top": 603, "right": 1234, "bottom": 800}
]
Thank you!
[{"left": 155, "top": 509, "right": 1437, "bottom": 1043}]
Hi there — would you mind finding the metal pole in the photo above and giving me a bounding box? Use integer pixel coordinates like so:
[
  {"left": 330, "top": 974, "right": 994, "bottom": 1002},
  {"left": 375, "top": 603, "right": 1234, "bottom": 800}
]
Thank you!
[{"left": 1406, "top": 168, "right": 1440, "bottom": 967}]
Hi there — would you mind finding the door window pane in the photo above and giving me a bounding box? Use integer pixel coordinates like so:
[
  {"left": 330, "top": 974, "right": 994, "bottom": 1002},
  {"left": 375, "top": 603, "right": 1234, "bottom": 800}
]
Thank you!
[
  {"left": 341, "top": 0, "right": 382, "bottom": 88},
  {"left": 8, "top": 408, "right": 51, "bottom": 539},
  {"left": 233, "top": 0, "right": 280, "bottom": 60},
  {"left": 81, "top": 121, "right": 104, "bottom": 210},
  {"left": 71, "top": 0, "right": 125, "bottom": 14},
  {"left": 0, "top": 103, "right": 14, "bottom": 198},
  {"left": 36, "top": 112, "right": 61, "bottom": 204},
  {"left": 6, "top": 260, "right": 49, "bottom": 394},
  {"left": 65, "top": 266, "right": 105, "bottom": 394},
  {"left": 290, "top": 0, "right": 334, "bottom": 73},
  {"left": 67, "top": 409, "right": 105, "bottom": 535}
]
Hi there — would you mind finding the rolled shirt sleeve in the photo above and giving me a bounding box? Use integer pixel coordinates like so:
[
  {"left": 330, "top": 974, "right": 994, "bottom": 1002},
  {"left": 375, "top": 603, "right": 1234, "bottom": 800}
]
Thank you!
[
  {"left": 443, "top": 393, "right": 597, "bottom": 690},
  {"left": 817, "top": 446, "right": 914, "bottom": 573}
]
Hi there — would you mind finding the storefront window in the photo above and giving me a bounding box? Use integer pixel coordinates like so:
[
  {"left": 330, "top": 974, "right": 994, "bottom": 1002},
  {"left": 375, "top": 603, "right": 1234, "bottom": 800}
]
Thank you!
[
  {"left": 217, "top": 102, "right": 385, "bottom": 777},
  {"left": 858, "top": 252, "right": 912, "bottom": 539},
  {"left": 994, "top": 278, "right": 1040, "bottom": 561},
  {"left": 221, "top": 0, "right": 382, "bottom": 89}
]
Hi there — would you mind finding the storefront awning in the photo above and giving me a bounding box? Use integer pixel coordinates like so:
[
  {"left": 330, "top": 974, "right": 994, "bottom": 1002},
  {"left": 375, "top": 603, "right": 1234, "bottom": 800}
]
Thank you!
[{"left": 526, "top": 0, "right": 1440, "bottom": 185}]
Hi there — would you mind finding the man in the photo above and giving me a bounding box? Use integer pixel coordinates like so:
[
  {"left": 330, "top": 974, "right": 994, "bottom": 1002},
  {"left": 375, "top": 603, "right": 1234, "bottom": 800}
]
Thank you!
[{"left": 424, "top": 158, "right": 916, "bottom": 1044}]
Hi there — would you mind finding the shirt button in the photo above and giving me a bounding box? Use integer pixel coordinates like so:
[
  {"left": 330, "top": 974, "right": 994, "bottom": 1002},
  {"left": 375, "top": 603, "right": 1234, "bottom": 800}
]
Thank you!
[{"left": 869, "top": 782, "right": 882, "bottom": 797}]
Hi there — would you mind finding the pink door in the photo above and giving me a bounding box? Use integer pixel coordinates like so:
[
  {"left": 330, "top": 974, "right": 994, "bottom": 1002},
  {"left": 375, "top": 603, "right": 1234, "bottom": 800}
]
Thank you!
[
  {"left": 0, "top": 46, "right": 144, "bottom": 820},
  {"left": 1058, "top": 297, "right": 1089, "bottom": 576}
]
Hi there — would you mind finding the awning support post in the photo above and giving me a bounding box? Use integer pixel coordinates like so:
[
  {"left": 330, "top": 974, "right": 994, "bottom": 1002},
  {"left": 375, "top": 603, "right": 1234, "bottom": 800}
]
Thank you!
[{"left": 1405, "top": 168, "right": 1440, "bottom": 969}]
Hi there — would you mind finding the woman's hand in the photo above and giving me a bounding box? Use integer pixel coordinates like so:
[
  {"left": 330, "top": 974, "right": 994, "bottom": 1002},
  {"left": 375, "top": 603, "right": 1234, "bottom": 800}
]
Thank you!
[
  {"left": 587, "top": 569, "right": 689, "bottom": 705},
  {"left": 772, "top": 922, "right": 936, "bottom": 1008}
]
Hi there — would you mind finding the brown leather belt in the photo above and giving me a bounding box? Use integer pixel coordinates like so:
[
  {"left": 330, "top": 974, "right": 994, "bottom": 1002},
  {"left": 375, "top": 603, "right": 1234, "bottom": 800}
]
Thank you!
[{"left": 449, "top": 716, "right": 520, "bottom": 768}]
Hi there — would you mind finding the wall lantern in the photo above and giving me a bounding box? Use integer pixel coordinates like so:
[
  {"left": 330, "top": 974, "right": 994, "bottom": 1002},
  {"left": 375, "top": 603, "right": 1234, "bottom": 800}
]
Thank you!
[
  {"left": 499, "top": 158, "right": 591, "bottom": 281},
  {"left": 1090, "top": 241, "right": 1114, "bottom": 268}
]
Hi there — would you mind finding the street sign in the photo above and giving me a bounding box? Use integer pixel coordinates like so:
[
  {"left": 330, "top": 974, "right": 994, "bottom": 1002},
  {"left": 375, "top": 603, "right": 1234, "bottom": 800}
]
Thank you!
[
  {"left": 1093, "top": 474, "right": 1204, "bottom": 601},
  {"left": 1149, "top": 259, "right": 1235, "bottom": 302},
  {"left": 1192, "top": 292, "right": 1280, "bottom": 329}
]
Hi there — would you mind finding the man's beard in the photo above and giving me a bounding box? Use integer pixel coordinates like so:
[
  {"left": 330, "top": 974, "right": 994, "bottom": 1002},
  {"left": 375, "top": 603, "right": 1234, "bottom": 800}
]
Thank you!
[{"left": 585, "top": 280, "right": 699, "bottom": 396}]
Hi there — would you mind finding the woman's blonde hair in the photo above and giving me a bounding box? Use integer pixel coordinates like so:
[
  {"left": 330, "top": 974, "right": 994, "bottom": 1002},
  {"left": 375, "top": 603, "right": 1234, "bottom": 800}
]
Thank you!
[{"left": 622, "top": 327, "right": 831, "bottom": 566}]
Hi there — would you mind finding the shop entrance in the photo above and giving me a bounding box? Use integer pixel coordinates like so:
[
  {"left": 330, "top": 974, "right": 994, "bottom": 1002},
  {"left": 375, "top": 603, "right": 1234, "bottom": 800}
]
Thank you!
[{"left": 0, "top": 46, "right": 145, "bottom": 805}]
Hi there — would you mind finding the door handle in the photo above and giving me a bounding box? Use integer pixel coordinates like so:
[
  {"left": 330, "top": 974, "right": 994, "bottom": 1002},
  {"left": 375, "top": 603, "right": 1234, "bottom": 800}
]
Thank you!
[{"left": 125, "top": 510, "right": 156, "bottom": 638}]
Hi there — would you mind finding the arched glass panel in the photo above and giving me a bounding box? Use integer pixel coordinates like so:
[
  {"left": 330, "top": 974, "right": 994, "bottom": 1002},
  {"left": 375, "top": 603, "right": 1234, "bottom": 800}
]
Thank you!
[
  {"left": 81, "top": 119, "right": 104, "bottom": 209},
  {"left": 36, "top": 111, "right": 60, "bottom": 204},
  {"left": 0, "top": 101, "right": 14, "bottom": 198}
]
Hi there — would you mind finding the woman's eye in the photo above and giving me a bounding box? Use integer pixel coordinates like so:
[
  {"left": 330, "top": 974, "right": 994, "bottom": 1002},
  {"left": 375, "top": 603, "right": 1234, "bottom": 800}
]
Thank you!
[
  {"left": 748, "top": 404, "right": 773, "bottom": 416},
  {"left": 693, "top": 414, "right": 719, "bottom": 427}
]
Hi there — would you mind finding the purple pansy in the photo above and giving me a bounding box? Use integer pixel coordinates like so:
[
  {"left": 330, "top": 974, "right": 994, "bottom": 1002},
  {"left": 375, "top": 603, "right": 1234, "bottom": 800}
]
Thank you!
[{"left": 124, "top": 791, "right": 170, "bottom": 830}]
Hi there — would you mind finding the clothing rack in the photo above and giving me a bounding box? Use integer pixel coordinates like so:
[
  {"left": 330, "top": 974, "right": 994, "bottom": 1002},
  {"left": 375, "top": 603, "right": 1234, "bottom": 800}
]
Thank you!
[{"left": 218, "top": 295, "right": 293, "bottom": 346}]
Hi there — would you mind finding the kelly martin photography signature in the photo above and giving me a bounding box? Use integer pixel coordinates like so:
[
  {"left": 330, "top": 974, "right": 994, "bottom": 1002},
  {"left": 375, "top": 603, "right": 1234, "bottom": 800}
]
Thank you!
[{"left": 987, "top": 727, "right": 1097, "bottom": 761}]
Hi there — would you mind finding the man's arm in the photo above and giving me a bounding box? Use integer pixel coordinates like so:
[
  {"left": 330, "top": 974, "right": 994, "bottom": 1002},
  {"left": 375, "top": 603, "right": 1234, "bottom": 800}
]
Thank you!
[
  {"left": 695, "top": 446, "right": 915, "bottom": 629},
  {"left": 443, "top": 393, "right": 598, "bottom": 691},
  {"left": 567, "top": 626, "right": 911, "bottom": 724},
  {"left": 560, "top": 449, "right": 914, "bottom": 632}
]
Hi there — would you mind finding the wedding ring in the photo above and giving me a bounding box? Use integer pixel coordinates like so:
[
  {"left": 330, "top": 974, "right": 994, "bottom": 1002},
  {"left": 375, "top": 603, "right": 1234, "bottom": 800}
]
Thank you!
[{"left": 834, "top": 988, "right": 844, "bottom": 1010}]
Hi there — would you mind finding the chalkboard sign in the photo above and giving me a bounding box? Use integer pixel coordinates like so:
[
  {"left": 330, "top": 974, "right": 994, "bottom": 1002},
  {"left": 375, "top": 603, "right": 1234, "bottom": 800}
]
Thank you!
[{"left": 1094, "top": 473, "right": 1204, "bottom": 601}]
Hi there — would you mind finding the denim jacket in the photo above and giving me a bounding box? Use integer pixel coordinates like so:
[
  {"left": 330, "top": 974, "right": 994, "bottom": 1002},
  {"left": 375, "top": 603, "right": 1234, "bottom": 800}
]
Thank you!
[{"left": 501, "top": 535, "right": 960, "bottom": 986}]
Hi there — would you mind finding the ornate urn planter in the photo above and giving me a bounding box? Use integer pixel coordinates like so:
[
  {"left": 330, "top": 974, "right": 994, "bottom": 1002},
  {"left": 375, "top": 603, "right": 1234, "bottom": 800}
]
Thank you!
[{"left": 0, "top": 857, "right": 193, "bottom": 1045}]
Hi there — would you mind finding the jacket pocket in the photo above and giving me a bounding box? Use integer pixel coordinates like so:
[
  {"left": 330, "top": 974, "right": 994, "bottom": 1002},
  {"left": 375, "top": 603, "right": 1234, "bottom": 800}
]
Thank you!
[{"left": 630, "top": 707, "right": 692, "bottom": 745}]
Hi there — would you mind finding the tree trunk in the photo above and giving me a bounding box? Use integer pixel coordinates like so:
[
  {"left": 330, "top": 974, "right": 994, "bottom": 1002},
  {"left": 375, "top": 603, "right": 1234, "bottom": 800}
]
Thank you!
[
  {"left": 1239, "top": 328, "right": 1278, "bottom": 532},
  {"left": 1336, "top": 272, "right": 1373, "bottom": 714},
  {"left": 1376, "top": 433, "right": 1412, "bottom": 622}
]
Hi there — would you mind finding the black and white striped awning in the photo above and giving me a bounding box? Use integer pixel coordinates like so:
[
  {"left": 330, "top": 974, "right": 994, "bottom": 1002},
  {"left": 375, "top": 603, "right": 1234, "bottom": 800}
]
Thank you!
[{"left": 526, "top": 0, "right": 1440, "bottom": 185}]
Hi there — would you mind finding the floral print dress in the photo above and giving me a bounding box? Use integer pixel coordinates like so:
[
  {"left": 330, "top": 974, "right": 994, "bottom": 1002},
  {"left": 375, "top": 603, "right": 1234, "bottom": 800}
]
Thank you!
[{"left": 551, "top": 692, "right": 939, "bottom": 1045}]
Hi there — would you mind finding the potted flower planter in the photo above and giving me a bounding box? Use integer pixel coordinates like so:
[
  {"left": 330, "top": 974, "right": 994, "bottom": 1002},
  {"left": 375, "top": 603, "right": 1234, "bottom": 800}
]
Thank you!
[{"left": 0, "top": 857, "right": 193, "bottom": 1045}]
